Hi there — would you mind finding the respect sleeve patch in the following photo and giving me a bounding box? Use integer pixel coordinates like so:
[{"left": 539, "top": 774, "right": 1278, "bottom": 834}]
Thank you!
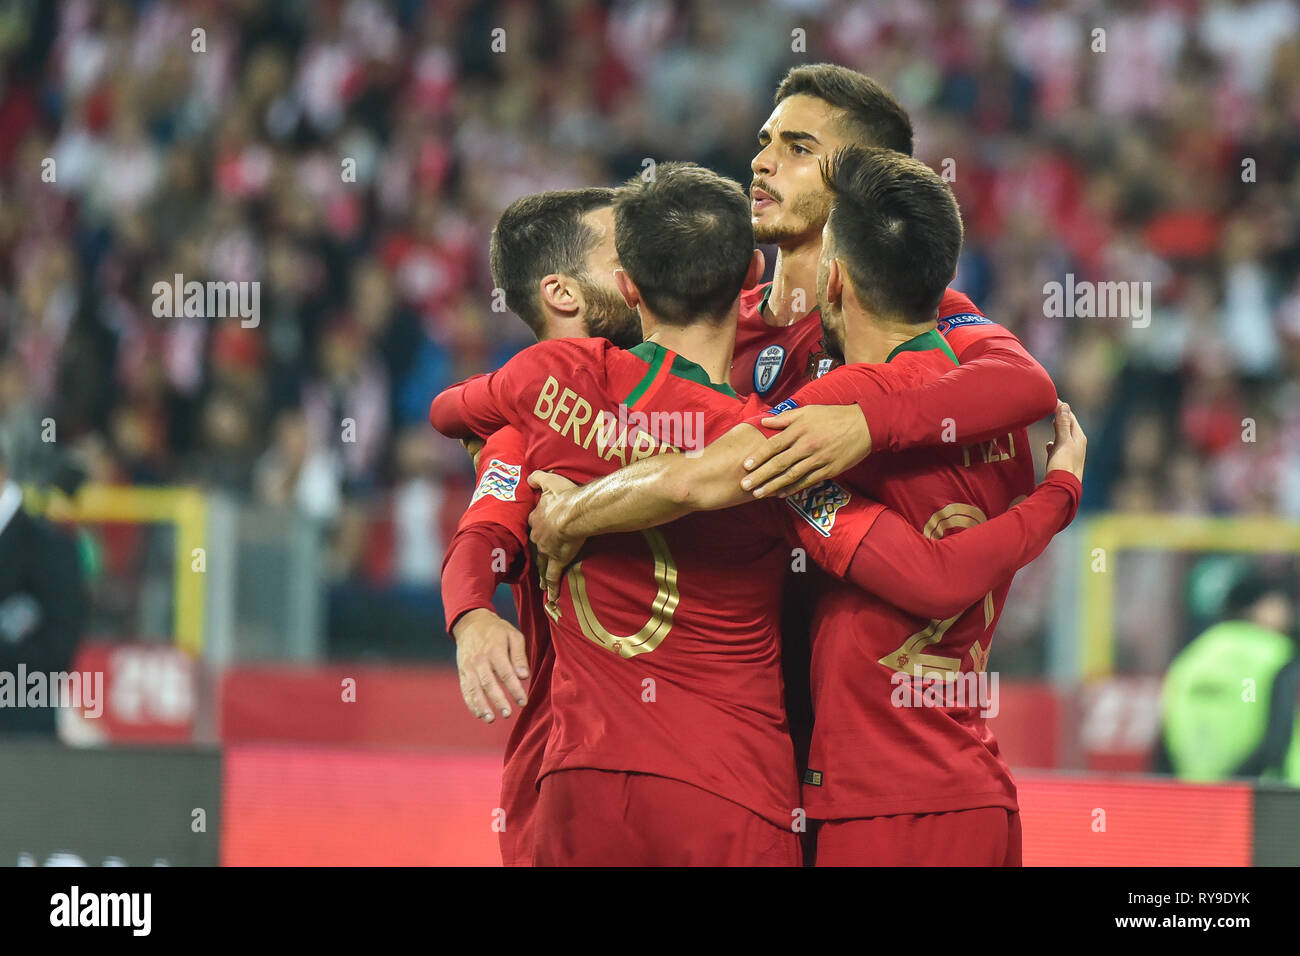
[
  {"left": 470, "top": 459, "right": 522, "bottom": 505},
  {"left": 785, "top": 480, "right": 850, "bottom": 538},
  {"left": 936, "top": 313, "right": 992, "bottom": 334}
]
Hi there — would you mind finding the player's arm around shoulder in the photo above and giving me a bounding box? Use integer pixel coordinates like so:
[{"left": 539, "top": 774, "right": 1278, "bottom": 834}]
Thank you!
[
  {"left": 531, "top": 420, "right": 764, "bottom": 537},
  {"left": 739, "top": 366, "right": 890, "bottom": 499},
  {"left": 525, "top": 422, "right": 768, "bottom": 601}
]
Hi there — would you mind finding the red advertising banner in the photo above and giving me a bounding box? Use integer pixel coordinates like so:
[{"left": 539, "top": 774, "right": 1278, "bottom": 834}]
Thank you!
[
  {"left": 221, "top": 744, "right": 503, "bottom": 866},
  {"left": 218, "top": 746, "right": 1257, "bottom": 866},
  {"left": 63, "top": 643, "right": 196, "bottom": 745}
]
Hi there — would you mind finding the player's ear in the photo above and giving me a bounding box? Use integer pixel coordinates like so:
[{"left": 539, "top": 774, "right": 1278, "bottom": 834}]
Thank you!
[
  {"left": 825, "top": 258, "right": 843, "bottom": 307},
  {"left": 744, "top": 249, "right": 765, "bottom": 290},
  {"left": 614, "top": 268, "right": 640, "bottom": 309},
  {"left": 539, "top": 274, "right": 580, "bottom": 318}
]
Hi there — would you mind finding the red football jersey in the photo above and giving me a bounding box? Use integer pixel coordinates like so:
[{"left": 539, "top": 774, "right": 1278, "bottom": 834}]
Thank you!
[
  {"left": 451, "top": 426, "right": 552, "bottom": 867},
  {"left": 937, "top": 287, "right": 983, "bottom": 327},
  {"left": 749, "top": 327, "right": 1036, "bottom": 818},
  {"left": 432, "top": 338, "right": 886, "bottom": 827},
  {"left": 730, "top": 283, "right": 987, "bottom": 402},
  {"left": 857, "top": 309, "right": 1058, "bottom": 455},
  {"left": 730, "top": 283, "right": 833, "bottom": 402}
]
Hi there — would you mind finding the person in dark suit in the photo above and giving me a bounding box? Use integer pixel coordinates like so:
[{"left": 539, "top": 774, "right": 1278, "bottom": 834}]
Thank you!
[{"left": 0, "top": 451, "right": 88, "bottom": 735}]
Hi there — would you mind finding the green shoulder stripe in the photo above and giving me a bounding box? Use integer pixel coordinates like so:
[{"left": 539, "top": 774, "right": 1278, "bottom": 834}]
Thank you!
[{"left": 624, "top": 342, "right": 671, "bottom": 408}]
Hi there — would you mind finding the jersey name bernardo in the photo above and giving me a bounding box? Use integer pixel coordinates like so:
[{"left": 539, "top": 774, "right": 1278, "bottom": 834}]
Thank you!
[{"left": 533, "top": 375, "right": 691, "bottom": 465}]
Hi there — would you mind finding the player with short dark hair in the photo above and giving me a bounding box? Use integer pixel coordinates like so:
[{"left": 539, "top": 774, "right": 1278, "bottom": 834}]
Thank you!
[
  {"left": 730, "top": 67, "right": 1059, "bottom": 812},
  {"left": 816, "top": 146, "right": 963, "bottom": 325},
  {"left": 775, "top": 64, "right": 914, "bottom": 157},
  {"left": 488, "top": 187, "right": 641, "bottom": 349},
  {"left": 441, "top": 187, "right": 640, "bottom": 867},
  {"left": 611, "top": 163, "right": 754, "bottom": 326},
  {"left": 734, "top": 63, "right": 1055, "bottom": 477}
]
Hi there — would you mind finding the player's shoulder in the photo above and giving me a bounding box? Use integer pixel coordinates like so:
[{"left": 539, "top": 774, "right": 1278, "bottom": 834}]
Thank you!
[
  {"left": 513, "top": 337, "right": 625, "bottom": 390},
  {"left": 935, "top": 288, "right": 1027, "bottom": 353},
  {"left": 524, "top": 336, "right": 616, "bottom": 362},
  {"left": 936, "top": 288, "right": 995, "bottom": 337},
  {"left": 938, "top": 287, "right": 984, "bottom": 321}
]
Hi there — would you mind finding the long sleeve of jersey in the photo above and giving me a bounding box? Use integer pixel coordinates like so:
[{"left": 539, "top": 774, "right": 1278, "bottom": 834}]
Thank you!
[
  {"left": 844, "top": 471, "right": 1081, "bottom": 620},
  {"left": 440, "top": 426, "right": 535, "bottom": 635},
  {"left": 858, "top": 335, "right": 1058, "bottom": 453},
  {"left": 429, "top": 372, "right": 508, "bottom": 441},
  {"left": 440, "top": 523, "right": 524, "bottom": 634}
]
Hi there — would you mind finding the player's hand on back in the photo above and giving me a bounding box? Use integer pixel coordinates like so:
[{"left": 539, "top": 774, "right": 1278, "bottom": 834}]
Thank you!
[
  {"left": 1044, "top": 401, "right": 1085, "bottom": 482},
  {"left": 527, "top": 470, "right": 586, "bottom": 604},
  {"left": 452, "top": 608, "right": 530, "bottom": 722},
  {"left": 741, "top": 404, "right": 872, "bottom": 499}
]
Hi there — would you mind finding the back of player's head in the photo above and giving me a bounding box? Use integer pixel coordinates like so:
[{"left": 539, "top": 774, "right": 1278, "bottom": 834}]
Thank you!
[
  {"left": 489, "top": 187, "right": 617, "bottom": 337},
  {"left": 776, "top": 64, "right": 913, "bottom": 156},
  {"left": 822, "top": 146, "right": 962, "bottom": 323},
  {"left": 613, "top": 162, "right": 752, "bottom": 326}
]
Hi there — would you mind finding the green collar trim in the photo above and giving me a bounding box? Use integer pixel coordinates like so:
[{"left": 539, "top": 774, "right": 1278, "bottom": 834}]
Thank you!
[
  {"left": 885, "top": 327, "right": 960, "bottom": 366},
  {"left": 628, "top": 341, "right": 739, "bottom": 398}
]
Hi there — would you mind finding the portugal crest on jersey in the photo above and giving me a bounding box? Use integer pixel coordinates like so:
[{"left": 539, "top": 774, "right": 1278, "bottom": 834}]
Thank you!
[
  {"left": 785, "top": 480, "right": 851, "bottom": 538},
  {"left": 753, "top": 345, "right": 786, "bottom": 395},
  {"left": 471, "top": 458, "right": 521, "bottom": 505},
  {"left": 805, "top": 339, "right": 841, "bottom": 379}
]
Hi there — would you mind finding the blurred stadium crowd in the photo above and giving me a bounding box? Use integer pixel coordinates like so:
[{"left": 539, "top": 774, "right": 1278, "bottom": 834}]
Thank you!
[{"left": 0, "top": 0, "right": 1298, "bottom": 661}]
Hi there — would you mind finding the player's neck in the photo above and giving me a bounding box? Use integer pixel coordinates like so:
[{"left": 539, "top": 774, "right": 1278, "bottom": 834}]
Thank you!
[
  {"left": 765, "top": 240, "right": 821, "bottom": 328},
  {"left": 642, "top": 315, "right": 736, "bottom": 387},
  {"left": 845, "top": 313, "right": 936, "bottom": 365}
]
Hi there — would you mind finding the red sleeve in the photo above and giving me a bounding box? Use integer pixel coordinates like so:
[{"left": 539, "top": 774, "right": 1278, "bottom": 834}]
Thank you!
[
  {"left": 772, "top": 480, "right": 885, "bottom": 577},
  {"left": 429, "top": 372, "right": 503, "bottom": 440},
  {"left": 857, "top": 331, "right": 1057, "bottom": 453},
  {"left": 742, "top": 364, "right": 896, "bottom": 437},
  {"left": 429, "top": 339, "right": 610, "bottom": 441},
  {"left": 441, "top": 525, "right": 522, "bottom": 634},
  {"left": 440, "top": 427, "right": 537, "bottom": 634},
  {"left": 843, "top": 471, "right": 1081, "bottom": 620},
  {"left": 457, "top": 426, "right": 536, "bottom": 550}
]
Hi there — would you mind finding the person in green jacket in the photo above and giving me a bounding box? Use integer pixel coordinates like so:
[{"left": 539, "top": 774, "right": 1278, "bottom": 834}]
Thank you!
[{"left": 1160, "top": 574, "right": 1300, "bottom": 786}]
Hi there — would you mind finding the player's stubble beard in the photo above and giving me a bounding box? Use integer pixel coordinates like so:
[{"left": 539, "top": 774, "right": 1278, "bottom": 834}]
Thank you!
[
  {"left": 751, "top": 180, "right": 832, "bottom": 247},
  {"left": 579, "top": 278, "right": 643, "bottom": 350}
]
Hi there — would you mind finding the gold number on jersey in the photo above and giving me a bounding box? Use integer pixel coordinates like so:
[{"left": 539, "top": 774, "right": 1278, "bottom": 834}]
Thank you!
[
  {"left": 565, "top": 529, "right": 679, "bottom": 659},
  {"left": 878, "top": 502, "right": 994, "bottom": 679}
]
